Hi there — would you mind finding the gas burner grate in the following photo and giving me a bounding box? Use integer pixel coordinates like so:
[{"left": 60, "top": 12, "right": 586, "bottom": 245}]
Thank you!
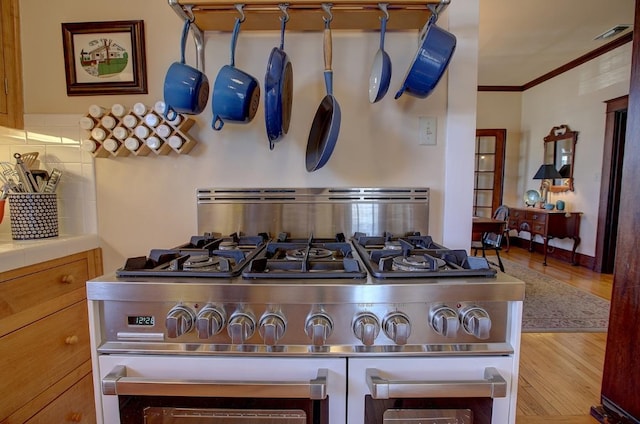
[
  {"left": 242, "top": 236, "right": 367, "bottom": 279},
  {"left": 115, "top": 232, "right": 268, "bottom": 278},
  {"left": 352, "top": 233, "right": 497, "bottom": 278}
]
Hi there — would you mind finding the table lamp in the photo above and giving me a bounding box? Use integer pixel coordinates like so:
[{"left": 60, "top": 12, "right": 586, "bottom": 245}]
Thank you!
[{"left": 533, "top": 164, "right": 562, "bottom": 206}]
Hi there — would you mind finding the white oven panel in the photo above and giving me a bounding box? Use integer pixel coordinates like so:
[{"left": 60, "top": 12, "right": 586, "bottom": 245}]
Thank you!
[
  {"left": 347, "top": 356, "right": 517, "bottom": 424},
  {"left": 96, "top": 355, "right": 347, "bottom": 424}
]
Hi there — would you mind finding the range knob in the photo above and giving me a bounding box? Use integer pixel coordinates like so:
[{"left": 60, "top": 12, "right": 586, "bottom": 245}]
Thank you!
[
  {"left": 196, "top": 304, "right": 226, "bottom": 339},
  {"left": 383, "top": 312, "right": 411, "bottom": 345},
  {"left": 459, "top": 305, "right": 492, "bottom": 340},
  {"left": 227, "top": 311, "right": 256, "bottom": 344},
  {"left": 258, "top": 312, "right": 287, "bottom": 346},
  {"left": 352, "top": 312, "right": 380, "bottom": 346},
  {"left": 429, "top": 304, "right": 460, "bottom": 338},
  {"left": 305, "top": 312, "right": 333, "bottom": 346},
  {"left": 166, "top": 305, "right": 196, "bottom": 338}
]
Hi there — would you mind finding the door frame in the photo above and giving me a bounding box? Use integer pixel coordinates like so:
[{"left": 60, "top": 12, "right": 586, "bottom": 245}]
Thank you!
[
  {"left": 474, "top": 129, "right": 507, "bottom": 217},
  {"left": 594, "top": 95, "right": 628, "bottom": 273}
]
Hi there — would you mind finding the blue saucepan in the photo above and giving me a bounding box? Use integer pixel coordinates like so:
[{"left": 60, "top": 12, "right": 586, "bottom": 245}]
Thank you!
[
  {"left": 212, "top": 18, "right": 261, "bottom": 131},
  {"left": 395, "top": 13, "right": 456, "bottom": 99},
  {"left": 264, "top": 13, "right": 293, "bottom": 149}
]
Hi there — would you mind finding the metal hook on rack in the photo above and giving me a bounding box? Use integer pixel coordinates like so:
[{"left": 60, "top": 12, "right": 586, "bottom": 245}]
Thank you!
[
  {"left": 278, "top": 3, "right": 290, "bottom": 23},
  {"left": 426, "top": 3, "right": 439, "bottom": 23},
  {"left": 183, "top": 4, "right": 195, "bottom": 22},
  {"left": 321, "top": 3, "right": 333, "bottom": 24},
  {"left": 235, "top": 3, "right": 246, "bottom": 23},
  {"left": 378, "top": 3, "right": 389, "bottom": 21}
]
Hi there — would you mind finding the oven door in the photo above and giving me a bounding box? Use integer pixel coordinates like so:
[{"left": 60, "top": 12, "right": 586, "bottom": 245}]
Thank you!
[
  {"left": 347, "top": 357, "right": 516, "bottom": 424},
  {"left": 96, "top": 355, "right": 347, "bottom": 424}
]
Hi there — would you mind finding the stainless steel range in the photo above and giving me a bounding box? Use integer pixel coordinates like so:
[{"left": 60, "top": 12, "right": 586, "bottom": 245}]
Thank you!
[{"left": 87, "top": 188, "right": 524, "bottom": 424}]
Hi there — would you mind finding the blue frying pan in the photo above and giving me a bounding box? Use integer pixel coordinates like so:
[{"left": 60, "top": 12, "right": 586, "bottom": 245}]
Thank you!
[
  {"left": 306, "top": 19, "right": 341, "bottom": 172},
  {"left": 265, "top": 11, "right": 293, "bottom": 149}
]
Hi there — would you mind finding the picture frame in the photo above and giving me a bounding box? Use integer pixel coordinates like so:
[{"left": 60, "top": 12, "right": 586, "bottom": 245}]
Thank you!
[{"left": 61, "top": 20, "right": 147, "bottom": 96}]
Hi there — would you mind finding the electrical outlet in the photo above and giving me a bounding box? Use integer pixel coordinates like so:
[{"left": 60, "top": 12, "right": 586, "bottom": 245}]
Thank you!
[{"left": 418, "top": 116, "right": 437, "bottom": 145}]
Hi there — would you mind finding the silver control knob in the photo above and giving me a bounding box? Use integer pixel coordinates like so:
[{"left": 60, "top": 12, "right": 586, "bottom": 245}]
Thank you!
[
  {"left": 383, "top": 312, "right": 411, "bottom": 345},
  {"left": 227, "top": 312, "right": 256, "bottom": 344},
  {"left": 459, "top": 305, "right": 492, "bottom": 340},
  {"left": 352, "top": 312, "right": 380, "bottom": 346},
  {"left": 305, "top": 312, "right": 333, "bottom": 346},
  {"left": 429, "top": 304, "right": 460, "bottom": 338},
  {"left": 196, "top": 305, "right": 226, "bottom": 339},
  {"left": 166, "top": 305, "right": 196, "bottom": 338},
  {"left": 258, "top": 312, "right": 287, "bottom": 346}
]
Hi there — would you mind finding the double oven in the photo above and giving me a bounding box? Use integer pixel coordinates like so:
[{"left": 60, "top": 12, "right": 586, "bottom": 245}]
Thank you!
[{"left": 87, "top": 188, "right": 524, "bottom": 424}]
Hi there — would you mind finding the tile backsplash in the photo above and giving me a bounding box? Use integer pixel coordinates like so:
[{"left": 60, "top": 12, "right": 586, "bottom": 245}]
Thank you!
[{"left": 0, "top": 114, "right": 97, "bottom": 236}]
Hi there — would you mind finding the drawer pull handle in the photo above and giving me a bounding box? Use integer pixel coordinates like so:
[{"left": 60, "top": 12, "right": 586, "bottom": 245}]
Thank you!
[
  {"left": 65, "top": 335, "right": 79, "bottom": 345},
  {"left": 67, "top": 412, "right": 82, "bottom": 422},
  {"left": 61, "top": 274, "right": 75, "bottom": 284}
]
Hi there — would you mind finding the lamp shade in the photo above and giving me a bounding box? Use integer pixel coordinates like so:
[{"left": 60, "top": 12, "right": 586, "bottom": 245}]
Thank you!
[
  {"left": 533, "top": 164, "right": 562, "bottom": 179},
  {"left": 558, "top": 164, "right": 571, "bottom": 178}
]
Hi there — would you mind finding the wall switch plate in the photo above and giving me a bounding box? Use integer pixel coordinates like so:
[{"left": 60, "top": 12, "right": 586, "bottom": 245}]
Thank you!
[{"left": 419, "top": 116, "right": 437, "bottom": 145}]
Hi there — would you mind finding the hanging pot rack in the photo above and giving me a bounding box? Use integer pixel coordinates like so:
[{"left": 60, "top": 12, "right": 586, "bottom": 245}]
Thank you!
[{"left": 169, "top": 0, "right": 449, "bottom": 71}]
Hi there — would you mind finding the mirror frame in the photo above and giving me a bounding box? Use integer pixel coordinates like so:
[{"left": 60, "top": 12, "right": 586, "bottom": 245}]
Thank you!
[{"left": 543, "top": 124, "right": 577, "bottom": 192}]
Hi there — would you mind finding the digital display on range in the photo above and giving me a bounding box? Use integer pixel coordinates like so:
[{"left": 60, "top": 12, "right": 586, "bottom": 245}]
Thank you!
[{"left": 127, "top": 316, "right": 155, "bottom": 326}]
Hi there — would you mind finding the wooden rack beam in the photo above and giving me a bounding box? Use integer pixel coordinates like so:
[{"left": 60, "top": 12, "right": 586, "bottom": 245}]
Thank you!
[{"left": 174, "top": 0, "right": 448, "bottom": 31}]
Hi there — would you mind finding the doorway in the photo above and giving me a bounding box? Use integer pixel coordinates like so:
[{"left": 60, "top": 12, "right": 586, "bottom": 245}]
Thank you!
[
  {"left": 594, "top": 96, "right": 628, "bottom": 274},
  {"left": 473, "top": 129, "right": 506, "bottom": 218}
]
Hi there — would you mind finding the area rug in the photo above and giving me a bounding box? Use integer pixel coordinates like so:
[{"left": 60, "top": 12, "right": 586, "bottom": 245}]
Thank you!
[{"left": 500, "top": 258, "right": 610, "bottom": 332}]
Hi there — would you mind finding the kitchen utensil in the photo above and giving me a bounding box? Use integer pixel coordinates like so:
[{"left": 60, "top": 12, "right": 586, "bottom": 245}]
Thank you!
[
  {"left": 264, "top": 5, "right": 294, "bottom": 149},
  {"left": 163, "top": 18, "right": 210, "bottom": 120},
  {"left": 42, "top": 168, "right": 62, "bottom": 193},
  {"left": 368, "top": 4, "right": 392, "bottom": 103},
  {"left": 305, "top": 6, "right": 341, "bottom": 172},
  {"left": 394, "top": 9, "right": 456, "bottom": 99},
  {"left": 212, "top": 13, "right": 261, "bottom": 131},
  {"left": 19, "top": 151, "right": 39, "bottom": 169},
  {"left": 14, "top": 153, "right": 38, "bottom": 193}
]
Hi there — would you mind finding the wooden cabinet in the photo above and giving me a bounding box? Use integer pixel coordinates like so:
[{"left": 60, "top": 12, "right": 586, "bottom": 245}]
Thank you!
[
  {"left": 0, "top": 249, "right": 103, "bottom": 423},
  {"left": 508, "top": 207, "right": 581, "bottom": 265},
  {"left": 0, "top": 0, "right": 24, "bottom": 129}
]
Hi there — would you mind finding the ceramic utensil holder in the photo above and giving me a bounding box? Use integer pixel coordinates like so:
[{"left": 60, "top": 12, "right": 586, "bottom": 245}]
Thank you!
[{"left": 8, "top": 193, "right": 58, "bottom": 240}]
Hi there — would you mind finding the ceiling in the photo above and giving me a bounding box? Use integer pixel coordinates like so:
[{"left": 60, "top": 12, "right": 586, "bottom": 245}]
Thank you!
[{"left": 478, "top": 0, "right": 636, "bottom": 87}]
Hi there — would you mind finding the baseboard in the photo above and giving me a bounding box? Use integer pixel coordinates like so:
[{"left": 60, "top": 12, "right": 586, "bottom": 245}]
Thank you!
[{"left": 508, "top": 237, "right": 595, "bottom": 269}]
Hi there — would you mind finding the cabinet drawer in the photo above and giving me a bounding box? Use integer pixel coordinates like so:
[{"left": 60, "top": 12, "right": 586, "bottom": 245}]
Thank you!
[
  {"left": 525, "top": 211, "right": 547, "bottom": 224},
  {"left": 0, "top": 301, "right": 91, "bottom": 422},
  {"left": 25, "top": 373, "right": 96, "bottom": 424},
  {"left": 0, "top": 258, "right": 89, "bottom": 321},
  {"left": 511, "top": 209, "right": 525, "bottom": 219}
]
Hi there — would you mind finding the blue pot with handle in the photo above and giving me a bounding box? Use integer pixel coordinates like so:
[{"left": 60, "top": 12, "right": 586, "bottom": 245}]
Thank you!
[
  {"left": 163, "top": 19, "right": 210, "bottom": 120},
  {"left": 395, "top": 12, "right": 456, "bottom": 100},
  {"left": 212, "top": 18, "right": 261, "bottom": 131}
]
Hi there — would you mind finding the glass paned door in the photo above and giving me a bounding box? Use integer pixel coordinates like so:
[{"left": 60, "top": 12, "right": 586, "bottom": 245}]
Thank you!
[{"left": 474, "top": 129, "right": 506, "bottom": 217}]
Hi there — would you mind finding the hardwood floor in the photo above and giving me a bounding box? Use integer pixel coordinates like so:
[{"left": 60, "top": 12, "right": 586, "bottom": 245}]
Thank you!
[{"left": 501, "top": 247, "right": 614, "bottom": 424}]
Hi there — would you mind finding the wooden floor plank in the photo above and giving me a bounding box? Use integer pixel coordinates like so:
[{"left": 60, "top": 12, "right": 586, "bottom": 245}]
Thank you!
[{"left": 502, "top": 247, "right": 610, "bottom": 424}]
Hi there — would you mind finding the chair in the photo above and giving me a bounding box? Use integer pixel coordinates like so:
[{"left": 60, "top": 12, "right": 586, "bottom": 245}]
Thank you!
[{"left": 471, "top": 205, "right": 510, "bottom": 272}]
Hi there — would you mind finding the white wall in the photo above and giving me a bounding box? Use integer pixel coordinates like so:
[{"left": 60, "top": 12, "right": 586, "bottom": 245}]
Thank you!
[
  {"left": 476, "top": 91, "right": 523, "bottom": 207},
  {"left": 16, "top": 0, "right": 479, "bottom": 272},
  {"left": 478, "top": 44, "right": 631, "bottom": 259},
  {"left": 0, "top": 119, "right": 97, "bottom": 236}
]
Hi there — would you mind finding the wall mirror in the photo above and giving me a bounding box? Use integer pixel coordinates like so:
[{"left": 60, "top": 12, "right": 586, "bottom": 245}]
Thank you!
[{"left": 543, "top": 124, "right": 577, "bottom": 192}]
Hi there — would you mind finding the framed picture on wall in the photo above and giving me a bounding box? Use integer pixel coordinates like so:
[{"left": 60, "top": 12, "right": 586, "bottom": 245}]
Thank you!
[{"left": 61, "top": 20, "right": 147, "bottom": 96}]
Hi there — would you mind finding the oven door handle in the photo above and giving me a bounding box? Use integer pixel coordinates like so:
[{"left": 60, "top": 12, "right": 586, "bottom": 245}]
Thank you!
[
  {"left": 102, "top": 366, "right": 328, "bottom": 399},
  {"left": 366, "top": 367, "right": 507, "bottom": 399}
]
